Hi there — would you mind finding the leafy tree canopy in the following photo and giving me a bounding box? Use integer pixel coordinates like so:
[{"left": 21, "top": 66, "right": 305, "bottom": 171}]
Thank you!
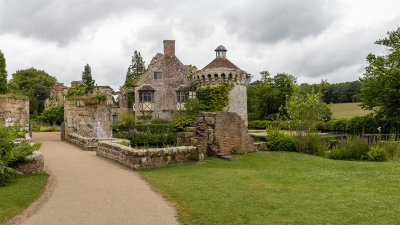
[
  {"left": 8, "top": 68, "right": 57, "bottom": 116},
  {"left": 186, "top": 64, "right": 198, "bottom": 73},
  {"left": 124, "top": 50, "right": 145, "bottom": 88},
  {"left": 0, "top": 50, "right": 7, "bottom": 94},
  {"left": 359, "top": 27, "right": 400, "bottom": 118},
  {"left": 284, "top": 87, "right": 332, "bottom": 132}
]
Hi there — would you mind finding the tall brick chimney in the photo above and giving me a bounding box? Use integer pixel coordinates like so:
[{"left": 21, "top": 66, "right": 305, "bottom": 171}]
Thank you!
[{"left": 163, "top": 40, "right": 175, "bottom": 57}]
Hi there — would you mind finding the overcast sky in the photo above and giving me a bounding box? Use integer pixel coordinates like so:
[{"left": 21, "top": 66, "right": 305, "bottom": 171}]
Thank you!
[{"left": 1, "top": 0, "right": 399, "bottom": 90}]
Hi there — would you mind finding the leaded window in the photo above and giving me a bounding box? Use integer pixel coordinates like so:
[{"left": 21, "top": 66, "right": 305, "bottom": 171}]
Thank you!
[
  {"left": 176, "top": 91, "right": 189, "bottom": 103},
  {"left": 139, "top": 91, "right": 154, "bottom": 102},
  {"left": 154, "top": 72, "right": 162, "bottom": 80}
]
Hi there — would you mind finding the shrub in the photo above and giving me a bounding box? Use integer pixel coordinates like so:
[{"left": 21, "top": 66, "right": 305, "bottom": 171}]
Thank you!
[
  {"left": 171, "top": 115, "right": 197, "bottom": 132},
  {"left": 266, "top": 129, "right": 296, "bottom": 152},
  {"left": 94, "top": 92, "right": 107, "bottom": 101},
  {"left": 305, "top": 132, "right": 327, "bottom": 156},
  {"left": 65, "top": 85, "right": 88, "bottom": 97},
  {"left": 124, "top": 132, "right": 177, "bottom": 148},
  {"left": 38, "top": 105, "right": 64, "bottom": 125},
  {"left": 328, "top": 136, "right": 370, "bottom": 161},
  {"left": 137, "top": 115, "right": 152, "bottom": 121},
  {"left": 364, "top": 145, "right": 387, "bottom": 161},
  {"left": 119, "top": 140, "right": 130, "bottom": 147},
  {"left": 347, "top": 115, "right": 378, "bottom": 134},
  {"left": 39, "top": 126, "right": 55, "bottom": 132},
  {"left": 134, "top": 124, "right": 174, "bottom": 134},
  {"left": 0, "top": 124, "right": 41, "bottom": 186},
  {"left": 117, "top": 111, "right": 136, "bottom": 128},
  {"left": 248, "top": 120, "right": 288, "bottom": 130}
]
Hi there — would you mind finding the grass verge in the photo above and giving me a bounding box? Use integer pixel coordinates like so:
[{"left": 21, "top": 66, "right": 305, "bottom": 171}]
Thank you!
[
  {"left": 0, "top": 173, "right": 49, "bottom": 224},
  {"left": 139, "top": 152, "right": 400, "bottom": 224}
]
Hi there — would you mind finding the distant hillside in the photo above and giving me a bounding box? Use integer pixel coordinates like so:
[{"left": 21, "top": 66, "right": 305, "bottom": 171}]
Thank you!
[{"left": 329, "top": 102, "right": 373, "bottom": 119}]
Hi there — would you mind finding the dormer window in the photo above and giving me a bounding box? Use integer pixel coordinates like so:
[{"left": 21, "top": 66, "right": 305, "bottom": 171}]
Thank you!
[{"left": 154, "top": 72, "right": 162, "bottom": 80}]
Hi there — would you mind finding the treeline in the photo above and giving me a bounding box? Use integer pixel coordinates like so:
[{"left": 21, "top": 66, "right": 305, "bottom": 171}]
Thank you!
[
  {"left": 300, "top": 80, "right": 362, "bottom": 103},
  {"left": 247, "top": 71, "right": 362, "bottom": 121}
]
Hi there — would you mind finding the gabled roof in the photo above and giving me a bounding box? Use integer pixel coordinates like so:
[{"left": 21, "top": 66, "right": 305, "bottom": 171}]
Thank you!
[{"left": 202, "top": 57, "right": 239, "bottom": 70}]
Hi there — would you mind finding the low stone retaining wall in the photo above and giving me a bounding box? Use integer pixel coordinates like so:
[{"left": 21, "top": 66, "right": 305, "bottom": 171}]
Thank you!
[
  {"left": 254, "top": 142, "right": 268, "bottom": 151},
  {"left": 97, "top": 141, "right": 199, "bottom": 169},
  {"left": 14, "top": 151, "right": 44, "bottom": 175},
  {"left": 66, "top": 133, "right": 120, "bottom": 151}
]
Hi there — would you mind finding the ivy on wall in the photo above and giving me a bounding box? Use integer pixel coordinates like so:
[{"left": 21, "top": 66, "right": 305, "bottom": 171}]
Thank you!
[{"left": 196, "top": 83, "right": 234, "bottom": 112}]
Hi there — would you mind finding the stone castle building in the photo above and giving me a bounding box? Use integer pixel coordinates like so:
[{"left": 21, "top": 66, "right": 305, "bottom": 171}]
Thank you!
[
  {"left": 131, "top": 40, "right": 194, "bottom": 120},
  {"left": 193, "top": 45, "right": 251, "bottom": 124},
  {"left": 127, "top": 40, "right": 251, "bottom": 125}
]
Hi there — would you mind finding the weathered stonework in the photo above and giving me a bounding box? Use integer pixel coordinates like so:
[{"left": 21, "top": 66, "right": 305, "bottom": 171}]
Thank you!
[
  {"left": 14, "top": 151, "right": 44, "bottom": 175},
  {"left": 45, "top": 82, "right": 67, "bottom": 109},
  {"left": 178, "top": 112, "right": 254, "bottom": 158},
  {"left": 64, "top": 97, "right": 113, "bottom": 139},
  {"left": 193, "top": 46, "right": 251, "bottom": 126},
  {"left": 66, "top": 133, "right": 120, "bottom": 151},
  {"left": 133, "top": 40, "right": 193, "bottom": 120},
  {"left": 97, "top": 141, "right": 199, "bottom": 169},
  {"left": 0, "top": 96, "right": 29, "bottom": 130}
]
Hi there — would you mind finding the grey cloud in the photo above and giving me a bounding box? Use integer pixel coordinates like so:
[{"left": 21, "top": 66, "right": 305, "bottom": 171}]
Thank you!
[
  {"left": 0, "top": 0, "right": 159, "bottom": 44},
  {"left": 224, "top": 0, "right": 340, "bottom": 44}
]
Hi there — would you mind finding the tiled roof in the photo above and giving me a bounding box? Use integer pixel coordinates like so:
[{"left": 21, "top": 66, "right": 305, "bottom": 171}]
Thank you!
[{"left": 203, "top": 57, "right": 239, "bottom": 70}]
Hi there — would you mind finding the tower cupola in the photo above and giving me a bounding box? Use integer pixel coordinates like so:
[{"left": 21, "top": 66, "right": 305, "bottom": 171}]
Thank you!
[{"left": 215, "top": 45, "right": 227, "bottom": 58}]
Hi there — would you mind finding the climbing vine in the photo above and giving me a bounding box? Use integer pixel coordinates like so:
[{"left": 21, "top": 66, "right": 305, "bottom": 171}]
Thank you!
[{"left": 196, "top": 83, "right": 234, "bottom": 112}]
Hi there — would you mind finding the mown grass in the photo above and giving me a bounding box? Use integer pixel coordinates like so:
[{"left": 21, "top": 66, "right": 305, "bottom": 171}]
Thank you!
[
  {"left": 139, "top": 152, "right": 400, "bottom": 225},
  {"left": 0, "top": 173, "right": 49, "bottom": 224},
  {"left": 330, "top": 102, "right": 372, "bottom": 119}
]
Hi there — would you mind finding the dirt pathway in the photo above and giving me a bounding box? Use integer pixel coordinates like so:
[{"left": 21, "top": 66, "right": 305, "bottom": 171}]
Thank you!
[{"left": 20, "top": 132, "right": 178, "bottom": 225}]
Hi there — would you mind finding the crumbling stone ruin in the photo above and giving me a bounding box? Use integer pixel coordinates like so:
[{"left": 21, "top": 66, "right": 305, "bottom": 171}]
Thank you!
[
  {"left": 64, "top": 97, "right": 113, "bottom": 139},
  {"left": 177, "top": 112, "right": 254, "bottom": 158},
  {"left": 0, "top": 95, "right": 29, "bottom": 130}
]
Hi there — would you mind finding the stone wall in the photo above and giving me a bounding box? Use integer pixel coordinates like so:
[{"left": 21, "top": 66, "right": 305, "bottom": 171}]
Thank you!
[
  {"left": 0, "top": 96, "right": 29, "bottom": 130},
  {"left": 178, "top": 112, "right": 254, "bottom": 158},
  {"left": 228, "top": 85, "right": 248, "bottom": 126},
  {"left": 97, "top": 141, "right": 199, "bottom": 169},
  {"left": 14, "top": 151, "right": 44, "bottom": 175},
  {"left": 66, "top": 133, "right": 119, "bottom": 151},
  {"left": 64, "top": 97, "right": 113, "bottom": 139}
]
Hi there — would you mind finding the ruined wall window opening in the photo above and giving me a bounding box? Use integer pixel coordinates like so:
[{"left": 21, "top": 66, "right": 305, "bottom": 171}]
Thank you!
[
  {"left": 176, "top": 91, "right": 189, "bottom": 103},
  {"left": 154, "top": 72, "right": 162, "bottom": 80},
  {"left": 139, "top": 91, "right": 154, "bottom": 102}
]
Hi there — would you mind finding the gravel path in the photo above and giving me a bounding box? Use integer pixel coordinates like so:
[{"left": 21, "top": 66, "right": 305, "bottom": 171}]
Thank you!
[{"left": 20, "top": 132, "right": 178, "bottom": 225}]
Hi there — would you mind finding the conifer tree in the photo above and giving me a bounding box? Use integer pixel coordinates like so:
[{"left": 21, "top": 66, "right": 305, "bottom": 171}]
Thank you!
[
  {"left": 81, "top": 64, "right": 95, "bottom": 93},
  {"left": 124, "top": 50, "right": 145, "bottom": 88},
  {"left": 0, "top": 50, "right": 7, "bottom": 94}
]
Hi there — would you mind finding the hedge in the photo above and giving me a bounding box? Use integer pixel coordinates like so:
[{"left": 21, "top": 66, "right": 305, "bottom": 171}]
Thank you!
[
  {"left": 248, "top": 120, "right": 288, "bottom": 130},
  {"left": 317, "top": 115, "right": 400, "bottom": 134}
]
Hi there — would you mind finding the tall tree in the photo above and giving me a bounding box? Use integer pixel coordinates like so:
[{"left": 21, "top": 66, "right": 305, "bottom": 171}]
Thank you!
[
  {"left": 260, "top": 70, "right": 270, "bottom": 82},
  {"left": 8, "top": 68, "right": 57, "bottom": 116},
  {"left": 124, "top": 50, "right": 145, "bottom": 88},
  {"left": 0, "top": 50, "right": 7, "bottom": 94},
  {"left": 81, "top": 64, "right": 95, "bottom": 93},
  {"left": 359, "top": 27, "right": 400, "bottom": 118}
]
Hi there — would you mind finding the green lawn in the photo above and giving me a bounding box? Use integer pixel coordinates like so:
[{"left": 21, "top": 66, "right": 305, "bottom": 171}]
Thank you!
[
  {"left": 329, "top": 102, "right": 372, "bottom": 119},
  {"left": 0, "top": 173, "right": 49, "bottom": 224},
  {"left": 139, "top": 152, "right": 400, "bottom": 225}
]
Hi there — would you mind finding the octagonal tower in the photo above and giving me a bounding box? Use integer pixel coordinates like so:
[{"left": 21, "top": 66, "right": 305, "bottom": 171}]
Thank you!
[{"left": 193, "top": 45, "right": 251, "bottom": 125}]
